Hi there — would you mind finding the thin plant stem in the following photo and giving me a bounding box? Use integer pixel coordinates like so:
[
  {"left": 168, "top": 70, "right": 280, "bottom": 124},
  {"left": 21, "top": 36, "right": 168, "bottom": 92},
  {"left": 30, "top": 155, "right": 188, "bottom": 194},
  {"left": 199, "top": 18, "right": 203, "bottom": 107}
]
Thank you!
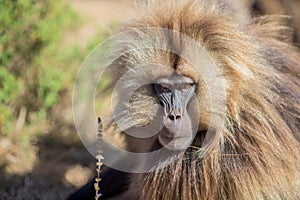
[{"left": 95, "top": 117, "right": 104, "bottom": 200}]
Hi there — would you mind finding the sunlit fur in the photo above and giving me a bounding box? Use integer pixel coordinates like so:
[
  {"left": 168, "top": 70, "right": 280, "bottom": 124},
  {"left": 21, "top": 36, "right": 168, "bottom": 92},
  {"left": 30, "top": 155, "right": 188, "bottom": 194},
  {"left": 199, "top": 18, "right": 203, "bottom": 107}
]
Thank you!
[{"left": 105, "top": 0, "right": 300, "bottom": 199}]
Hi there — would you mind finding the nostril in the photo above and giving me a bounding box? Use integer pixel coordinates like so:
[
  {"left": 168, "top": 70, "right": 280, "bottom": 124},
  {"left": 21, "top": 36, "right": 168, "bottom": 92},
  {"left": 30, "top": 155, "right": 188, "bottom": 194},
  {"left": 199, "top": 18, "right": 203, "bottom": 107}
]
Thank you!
[
  {"left": 168, "top": 114, "right": 175, "bottom": 121},
  {"left": 168, "top": 114, "right": 181, "bottom": 121}
]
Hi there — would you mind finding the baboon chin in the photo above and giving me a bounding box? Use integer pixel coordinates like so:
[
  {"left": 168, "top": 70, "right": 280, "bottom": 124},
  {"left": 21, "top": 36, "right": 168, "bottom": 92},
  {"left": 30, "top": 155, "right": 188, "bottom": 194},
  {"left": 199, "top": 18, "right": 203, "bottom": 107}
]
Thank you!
[
  {"left": 158, "top": 127, "right": 194, "bottom": 150},
  {"left": 69, "top": 0, "right": 300, "bottom": 200}
]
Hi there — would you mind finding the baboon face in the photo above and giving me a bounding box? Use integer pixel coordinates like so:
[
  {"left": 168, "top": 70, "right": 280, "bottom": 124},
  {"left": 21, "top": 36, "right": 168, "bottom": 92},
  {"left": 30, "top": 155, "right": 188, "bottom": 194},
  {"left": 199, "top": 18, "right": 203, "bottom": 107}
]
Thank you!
[
  {"left": 114, "top": 30, "right": 211, "bottom": 152},
  {"left": 153, "top": 73, "right": 197, "bottom": 150}
]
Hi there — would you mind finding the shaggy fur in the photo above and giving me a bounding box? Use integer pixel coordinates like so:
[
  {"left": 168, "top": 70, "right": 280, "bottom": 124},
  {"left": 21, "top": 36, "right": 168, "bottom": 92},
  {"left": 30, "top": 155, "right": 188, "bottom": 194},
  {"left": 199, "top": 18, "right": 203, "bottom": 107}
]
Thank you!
[
  {"left": 105, "top": 0, "right": 300, "bottom": 199},
  {"left": 243, "top": 0, "right": 300, "bottom": 45}
]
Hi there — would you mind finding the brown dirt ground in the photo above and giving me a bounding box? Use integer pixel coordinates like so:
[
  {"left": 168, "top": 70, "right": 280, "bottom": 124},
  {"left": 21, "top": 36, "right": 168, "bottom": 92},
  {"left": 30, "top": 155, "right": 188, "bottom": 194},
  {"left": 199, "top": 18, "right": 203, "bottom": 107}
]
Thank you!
[{"left": 64, "top": 0, "right": 133, "bottom": 48}]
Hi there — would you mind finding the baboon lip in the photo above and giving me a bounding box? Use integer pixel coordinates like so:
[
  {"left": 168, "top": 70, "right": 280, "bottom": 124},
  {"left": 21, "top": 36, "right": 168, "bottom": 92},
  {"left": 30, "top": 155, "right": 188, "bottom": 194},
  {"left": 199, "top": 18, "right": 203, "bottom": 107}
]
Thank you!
[
  {"left": 160, "top": 134, "right": 186, "bottom": 140},
  {"left": 158, "top": 134, "right": 193, "bottom": 151},
  {"left": 160, "top": 129, "right": 190, "bottom": 140}
]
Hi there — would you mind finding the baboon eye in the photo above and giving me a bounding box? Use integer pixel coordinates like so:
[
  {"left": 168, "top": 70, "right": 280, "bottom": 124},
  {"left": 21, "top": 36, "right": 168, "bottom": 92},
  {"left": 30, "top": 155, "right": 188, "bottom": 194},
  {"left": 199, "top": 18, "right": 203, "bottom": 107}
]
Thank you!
[
  {"left": 159, "top": 84, "right": 170, "bottom": 92},
  {"left": 181, "top": 83, "right": 192, "bottom": 91}
]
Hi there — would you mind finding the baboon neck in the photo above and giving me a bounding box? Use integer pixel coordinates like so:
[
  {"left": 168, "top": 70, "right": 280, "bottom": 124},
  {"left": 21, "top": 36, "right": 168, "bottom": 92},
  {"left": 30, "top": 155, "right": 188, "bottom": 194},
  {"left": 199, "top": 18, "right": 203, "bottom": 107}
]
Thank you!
[
  {"left": 141, "top": 151, "right": 219, "bottom": 200},
  {"left": 139, "top": 142, "right": 299, "bottom": 200}
]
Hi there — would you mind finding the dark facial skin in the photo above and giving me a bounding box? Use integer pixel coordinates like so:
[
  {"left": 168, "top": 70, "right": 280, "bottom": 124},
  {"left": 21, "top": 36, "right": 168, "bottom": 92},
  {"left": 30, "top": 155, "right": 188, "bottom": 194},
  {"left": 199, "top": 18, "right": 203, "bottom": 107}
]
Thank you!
[{"left": 153, "top": 74, "right": 196, "bottom": 150}]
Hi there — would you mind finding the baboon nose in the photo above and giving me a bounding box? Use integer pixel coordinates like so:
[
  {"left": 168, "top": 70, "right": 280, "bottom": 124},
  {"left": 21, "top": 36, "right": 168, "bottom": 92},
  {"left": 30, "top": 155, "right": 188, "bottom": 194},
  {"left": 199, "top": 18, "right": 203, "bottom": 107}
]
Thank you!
[{"left": 168, "top": 113, "right": 181, "bottom": 121}]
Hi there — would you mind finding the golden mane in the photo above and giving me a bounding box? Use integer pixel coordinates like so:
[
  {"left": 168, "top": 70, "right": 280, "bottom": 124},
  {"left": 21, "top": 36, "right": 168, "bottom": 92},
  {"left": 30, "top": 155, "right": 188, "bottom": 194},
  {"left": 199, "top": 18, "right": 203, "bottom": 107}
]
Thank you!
[{"left": 106, "top": 0, "right": 300, "bottom": 199}]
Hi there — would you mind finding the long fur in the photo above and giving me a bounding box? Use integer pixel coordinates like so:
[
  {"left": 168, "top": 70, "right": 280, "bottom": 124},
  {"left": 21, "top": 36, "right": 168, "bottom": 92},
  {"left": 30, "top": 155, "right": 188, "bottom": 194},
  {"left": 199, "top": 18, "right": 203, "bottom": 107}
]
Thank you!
[{"left": 106, "top": 0, "right": 300, "bottom": 199}]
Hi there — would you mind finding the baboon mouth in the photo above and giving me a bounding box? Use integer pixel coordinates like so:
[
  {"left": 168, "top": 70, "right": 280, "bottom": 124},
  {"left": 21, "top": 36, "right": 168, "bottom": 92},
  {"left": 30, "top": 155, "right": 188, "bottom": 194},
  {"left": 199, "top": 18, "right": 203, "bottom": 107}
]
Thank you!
[
  {"left": 155, "top": 130, "right": 208, "bottom": 151},
  {"left": 158, "top": 134, "right": 193, "bottom": 150},
  {"left": 160, "top": 134, "right": 187, "bottom": 140}
]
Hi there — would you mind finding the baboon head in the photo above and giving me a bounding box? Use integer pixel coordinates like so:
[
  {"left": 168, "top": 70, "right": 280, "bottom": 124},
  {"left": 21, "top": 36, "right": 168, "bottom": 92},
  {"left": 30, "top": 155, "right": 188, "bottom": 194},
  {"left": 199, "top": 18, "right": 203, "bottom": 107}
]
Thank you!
[{"left": 110, "top": 28, "right": 219, "bottom": 153}]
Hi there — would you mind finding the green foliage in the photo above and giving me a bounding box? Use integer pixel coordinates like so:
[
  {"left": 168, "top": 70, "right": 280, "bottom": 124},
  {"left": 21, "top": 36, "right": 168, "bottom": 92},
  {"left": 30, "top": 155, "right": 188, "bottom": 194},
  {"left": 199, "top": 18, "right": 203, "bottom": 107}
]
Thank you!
[
  {"left": 0, "top": 0, "right": 78, "bottom": 139},
  {"left": 0, "top": 0, "right": 116, "bottom": 175},
  {"left": 0, "top": 68, "right": 20, "bottom": 104},
  {"left": 0, "top": 0, "right": 76, "bottom": 131}
]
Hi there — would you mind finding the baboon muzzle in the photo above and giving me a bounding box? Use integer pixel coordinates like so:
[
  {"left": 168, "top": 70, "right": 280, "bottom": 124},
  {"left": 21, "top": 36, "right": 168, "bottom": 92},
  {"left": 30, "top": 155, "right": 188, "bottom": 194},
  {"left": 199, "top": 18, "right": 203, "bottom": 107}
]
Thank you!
[{"left": 154, "top": 84, "right": 195, "bottom": 134}]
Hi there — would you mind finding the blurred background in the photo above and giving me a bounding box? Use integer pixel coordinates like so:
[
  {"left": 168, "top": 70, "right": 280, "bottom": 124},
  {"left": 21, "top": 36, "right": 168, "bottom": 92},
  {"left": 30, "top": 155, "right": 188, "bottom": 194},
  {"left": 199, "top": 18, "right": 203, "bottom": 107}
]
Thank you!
[
  {"left": 0, "top": 0, "right": 132, "bottom": 199},
  {"left": 0, "top": 0, "right": 299, "bottom": 199}
]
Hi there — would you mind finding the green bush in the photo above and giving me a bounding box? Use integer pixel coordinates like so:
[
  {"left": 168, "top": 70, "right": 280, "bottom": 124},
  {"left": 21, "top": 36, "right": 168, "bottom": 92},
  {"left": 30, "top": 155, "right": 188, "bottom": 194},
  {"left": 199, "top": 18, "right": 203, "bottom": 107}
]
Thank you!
[
  {"left": 0, "top": 0, "right": 117, "bottom": 175},
  {"left": 0, "top": 0, "right": 79, "bottom": 173}
]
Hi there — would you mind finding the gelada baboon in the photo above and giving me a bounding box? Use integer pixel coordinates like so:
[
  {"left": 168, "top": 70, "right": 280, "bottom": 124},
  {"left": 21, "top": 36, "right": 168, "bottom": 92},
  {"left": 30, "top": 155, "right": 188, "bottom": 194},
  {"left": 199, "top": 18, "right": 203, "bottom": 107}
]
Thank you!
[{"left": 68, "top": 0, "right": 300, "bottom": 199}]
